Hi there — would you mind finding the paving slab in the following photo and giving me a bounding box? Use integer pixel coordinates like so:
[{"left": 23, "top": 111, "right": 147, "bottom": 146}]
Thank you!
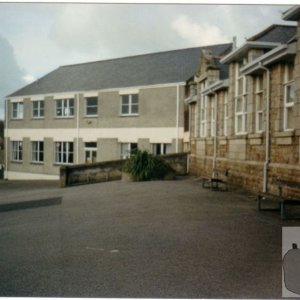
[{"left": 0, "top": 177, "right": 299, "bottom": 298}]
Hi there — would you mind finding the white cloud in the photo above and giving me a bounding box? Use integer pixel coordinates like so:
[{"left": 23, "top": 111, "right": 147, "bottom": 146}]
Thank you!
[
  {"left": 171, "top": 15, "right": 229, "bottom": 46},
  {"left": 23, "top": 74, "right": 36, "bottom": 84}
]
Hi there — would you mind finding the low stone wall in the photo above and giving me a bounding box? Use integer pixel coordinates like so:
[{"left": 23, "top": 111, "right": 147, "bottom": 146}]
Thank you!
[{"left": 60, "top": 152, "right": 188, "bottom": 187}]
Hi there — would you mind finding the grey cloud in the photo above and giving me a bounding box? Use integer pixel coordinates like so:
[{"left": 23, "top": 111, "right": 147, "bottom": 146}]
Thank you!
[{"left": 0, "top": 35, "right": 25, "bottom": 119}]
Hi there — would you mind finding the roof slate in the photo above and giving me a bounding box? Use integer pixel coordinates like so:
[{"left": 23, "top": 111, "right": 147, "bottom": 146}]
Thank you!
[
  {"left": 9, "top": 43, "right": 232, "bottom": 97},
  {"left": 247, "top": 24, "right": 296, "bottom": 43}
]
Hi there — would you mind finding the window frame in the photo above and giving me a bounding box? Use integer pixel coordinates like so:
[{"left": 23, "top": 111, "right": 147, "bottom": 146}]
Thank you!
[
  {"left": 254, "top": 76, "right": 264, "bottom": 133},
  {"left": 85, "top": 96, "right": 98, "bottom": 117},
  {"left": 12, "top": 102, "right": 24, "bottom": 119},
  {"left": 120, "top": 143, "right": 138, "bottom": 159},
  {"left": 210, "top": 95, "right": 216, "bottom": 137},
  {"left": 32, "top": 100, "right": 44, "bottom": 119},
  {"left": 235, "top": 63, "right": 248, "bottom": 135},
  {"left": 283, "top": 64, "right": 295, "bottom": 132},
  {"left": 54, "top": 141, "right": 74, "bottom": 164},
  {"left": 200, "top": 82, "right": 207, "bottom": 138},
  {"left": 223, "top": 91, "right": 228, "bottom": 136},
  {"left": 55, "top": 98, "right": 75, "bottom": 118},
  {"left": 12, "top": 141, "right": 23, "bottom": 161},
  {"left": 120, "top": 94, "right": 139, "bottom": 116},
  {"left": 32, "top": 141, "right": 44, "bottom": 163},
  {"left": 152, "top": 143, "right": 172, "bottom": 155}
]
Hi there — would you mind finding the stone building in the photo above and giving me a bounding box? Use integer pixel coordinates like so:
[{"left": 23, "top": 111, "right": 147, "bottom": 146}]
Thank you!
[
  {"left": 5, "top": 44, "right": 231, "bottom": 179},
  {"left": 186, "top": 13, "right": 300, "bottom": 196}
]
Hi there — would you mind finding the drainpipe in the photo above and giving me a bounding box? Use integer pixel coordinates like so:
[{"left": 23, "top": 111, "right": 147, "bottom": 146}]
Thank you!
[
  {"left": 259, "top": 63, "right": 270, "bottom": 193},
  {"left": 211, "top": 91, "right": 218, "bottom": 178},
  {"left": 4, "top": 98, "right": 8, "bottom": 180},
  {"left": 76, "top": 93, "right": 80, "bottom": 164},
  {"left": 176, "top": 84, "right": 180, "bottom": 153}
]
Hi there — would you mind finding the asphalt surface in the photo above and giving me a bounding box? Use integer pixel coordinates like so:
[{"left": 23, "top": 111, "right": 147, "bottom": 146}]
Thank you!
[{"left": 0, "top": 177, "right": 299, "bottom": 298}]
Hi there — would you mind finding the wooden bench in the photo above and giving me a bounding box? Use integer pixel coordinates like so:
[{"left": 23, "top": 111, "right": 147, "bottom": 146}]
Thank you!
[
  {"left": 257, "top": 179, "right": 300, "bottom": 219},
  {"left": 201, "top": 169, "right": 229, "bottom": 191}
]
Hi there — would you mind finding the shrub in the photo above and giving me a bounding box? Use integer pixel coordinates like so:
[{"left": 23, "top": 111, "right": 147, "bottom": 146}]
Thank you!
[{"left": 123, "top": 149, "right": 172, "bottom": 181}]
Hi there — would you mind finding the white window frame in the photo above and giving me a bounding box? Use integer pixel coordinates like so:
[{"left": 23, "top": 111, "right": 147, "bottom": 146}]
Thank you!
[
  {"left": 32, "top": 141, "right": 44, "bottom": 163},
  {"left": 55, "top": 98, "right": 74, "bottom": 118},
  {"left": 85, "top": 97, "right": 98, "bottom": 117},
  {"left": 235, "top": 63, "right": 248, "bottom": 135},
  {"left": 32, "top": 100, "right": 44, "bottom": 119},
  {"left": 12, "top": 141, "right": 23, "bottom": 161},
  {"left": 12, "top": 102, "right": 24, "bottom": 119},
  {"left": 152, "top": 143, "right": 172, "bottom": 155},
  {"left": 120, "top": 94, "right": 139, "bottom": 116},
  {"left": 255, "top": 76, "right": 264, "bottom": 133},
  {"left": 55, "top": 142, "right": 74, "bottom": 164},
  {"left": 283, "top": 64, "right": 295, "bottom": 131},
  {"left": 120, "top": 143, "right": 138, "bottom": 159},
  {"left": 200, "top": 82, "right": 207, "bottom": 138},
  {"left": 223, "top": 91, "right": 228, "bottom": 136},
  {"left": 210, "top": 95, "right": 216, "bottom": 137}
]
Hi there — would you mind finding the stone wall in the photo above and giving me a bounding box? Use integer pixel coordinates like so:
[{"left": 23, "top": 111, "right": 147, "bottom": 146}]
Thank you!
[{"left": 60, "top": 152, "right": 188, "bottom": 187}]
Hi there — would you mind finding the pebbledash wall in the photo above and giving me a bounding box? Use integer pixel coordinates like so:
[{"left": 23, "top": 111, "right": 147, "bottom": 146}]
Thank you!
[
  {"left": 187, "top": 8, "right": 300, "bottom": 197},
  {"left": 6, "top": 84, "right": 186, "bottom": 180},
  {"left": 5, "top": 44, "right": 232, "bottom": 180}
]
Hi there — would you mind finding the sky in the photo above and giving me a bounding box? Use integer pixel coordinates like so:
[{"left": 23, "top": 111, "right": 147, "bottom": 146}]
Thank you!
[{"left": 0, "top": 2, "right": 296, "bottom": 119}]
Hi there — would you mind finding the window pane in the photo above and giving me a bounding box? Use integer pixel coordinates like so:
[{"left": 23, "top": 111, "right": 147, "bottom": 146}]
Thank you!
[
  {"left": 122, "top": 95, "right": 129, "bottom": 105},
  {"left": 122, "top": 105, "right": 129, "bottom": 114},
  {"left": 86, "top": 97, "right": 97, "bottom": 106},
  {"left": 85, "top": 142, "right": 97, "bottom": 148},
  {"left": 286, "top": 84, "right": 295, "bottom": 103},
  {"left": 131, "top": 104, "right": 138, "bottom": 114},
  {"left": 131, "top": 94, "right": 138, "bottom": 104},
  {"left": 87, "top": 107, "right": 97, "bottom": 115},
  {"left": 287, "top": 107, "right": 294, "bottom": 129},
  {"left": 236, "top": 97, "right": 243, "bottom": 112}
]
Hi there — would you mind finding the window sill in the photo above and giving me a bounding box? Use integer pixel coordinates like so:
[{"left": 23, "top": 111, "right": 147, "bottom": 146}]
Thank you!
[
  {"left": 119, "top": 114, "right": 139, "bottom": 117},
  {"left": 11, "top": 118, "right": 23, "bottom": 121},
  {"left": 10, "top": 160, "right": 22, "bottom": 164},
  {"left": 84, "top": 115, "right": 98, "bottom": 118},
  {"left": 274, "top": 130, "right": 295, "bottom": 138},
  {"left": 31, "top": 161, "right": 44, "bottom": 165},
  {"left": 248, "top": 132, "right": 264, "bottom": 139},
  {"left": 32, "top": 117, "right": 44, "bottom": 120},
  {"left": 54, "top": 116, "right": 75, "bottom": 119},
  {"left": 53, "top": 163, "right": 74, "bottom": 166}
]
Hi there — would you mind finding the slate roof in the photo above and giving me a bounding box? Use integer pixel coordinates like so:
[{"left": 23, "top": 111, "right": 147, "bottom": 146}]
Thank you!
[
  {"left": 247, "top": 24, "right": 296, "bottom": 43},
  {"left": 9, "top": 43, "right": 232, "bottom": 97}
]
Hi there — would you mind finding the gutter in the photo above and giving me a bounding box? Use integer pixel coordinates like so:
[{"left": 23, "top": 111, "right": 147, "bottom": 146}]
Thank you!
[
  {"left": 176, "top": 84, "right": 180, "bottom": 153},
  {"left": 258, "top": 63, "right": 270, "bottom": 194},
  {"left": 76, "top": 93, "right": 80, "bottom": 164},
  {"left": 211, "top": 91, "right": 218, "bottom": 178},
  {"left": 4, "top": 98, "right": 8, "bottom": 180}
]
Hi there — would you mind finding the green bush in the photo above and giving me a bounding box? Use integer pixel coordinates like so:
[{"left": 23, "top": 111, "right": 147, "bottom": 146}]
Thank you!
[{"left": 123, "top": 149, "right": 173, "bottom": 181}]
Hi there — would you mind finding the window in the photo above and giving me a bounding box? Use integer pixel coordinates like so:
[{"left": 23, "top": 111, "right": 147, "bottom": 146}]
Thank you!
[
  {"left": 210, "top": 95, "right": 216, "bottom": 137},
  {"left": 56, "top": 99, "right": 74, "bottom": 117},
  {"left": 85, "top": 142, "right": 97, "bottom": 163},
  {"left": 200, "top": 82, "right": 207, "bottom": 137},
  {"left": 12, "top": 141, "right": 23, "bottom": 161},
  {"left": 223, "top": 91, "right": 228, "bottom": 136},
  {"left": 255, "top": 76, "right": 264, "bottom": 133},
  {"left": 235, "top": 63, "right": 248, "bottom": 134},
  {"left": 283, "top": 64, "right": 295, "bottom": 131},
  {"left": 121, "top": 94, "right": 139, "bottom": 115},
  {"left": 32, "top": 101, "right": 44, "bottom": 118},
  {"left": 32, "top": 141, "right": 44, "bottom": 162},
  {"left": 55, "top": 142, "right": 74, "bottom": 164},
  {"left": 85, "top": 97, "right": 98, "bottom": 116},
  {"left": 12, "top": 102, "right": 24, "bottom": 119},
  {"left": 152, "top": 143, "right": 171, "bottom": 155},
  {"left": 120, "top": 143, "right": 138, "bottom": 159}
]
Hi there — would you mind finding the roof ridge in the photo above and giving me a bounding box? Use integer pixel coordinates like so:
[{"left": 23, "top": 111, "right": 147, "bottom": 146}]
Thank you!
[
  {"left": 247, "top": 23, "right": 297, "bottom": 41},
  {"left": 59, "top": 43, "right": 232, "bottom": 68}
]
